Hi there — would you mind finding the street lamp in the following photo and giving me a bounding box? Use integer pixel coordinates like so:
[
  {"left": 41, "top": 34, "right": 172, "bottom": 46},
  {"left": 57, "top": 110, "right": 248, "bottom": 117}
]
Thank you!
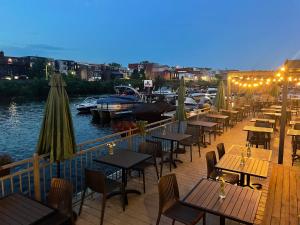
[{"left": 45, "top": 62, "right": 51, "bottom": 80}]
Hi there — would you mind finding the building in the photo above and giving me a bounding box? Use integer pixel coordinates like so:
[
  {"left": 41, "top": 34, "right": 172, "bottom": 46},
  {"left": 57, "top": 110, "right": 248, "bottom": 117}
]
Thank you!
[
  {"left": 55, "top": 60, "right": 77, "bottom": 75},
  {"left": 174, "top": 67, "right": 214, "bottom": 81},
  {"left": 76, "top": 63, "right": 126, "bottom": 81},
  {"left": 0, "top": 51, "right": 28, "bottom": 79}
]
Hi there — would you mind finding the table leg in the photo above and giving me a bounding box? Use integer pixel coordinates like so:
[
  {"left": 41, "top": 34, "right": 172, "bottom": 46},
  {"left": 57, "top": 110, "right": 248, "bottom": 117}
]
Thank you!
[
  {"left": 220, "top": 216, "right": 225, "bottom": 225},
  {"left": 240, "top": 173, "right": 245, "bottom": 186},
  {"left": 107, "top": 168, "right": 141, "bottom": 211},
  {"left": 170, "top": 141, "right": 177, "bottom": 168}
]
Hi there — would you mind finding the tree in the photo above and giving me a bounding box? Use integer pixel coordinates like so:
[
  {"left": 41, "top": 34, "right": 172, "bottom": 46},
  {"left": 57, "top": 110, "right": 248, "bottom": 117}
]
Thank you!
[
  {"left": 154, "top": 76, "right": 166, "bottom": 89},
  {"left": 131, "top": 69, "right": 140, "bottom": 79},
  {"left": 139, "top": 69, "right": 146, "bottom": 79},
  {"left": 109, "top": 62, "right": 122, "bottom": 69},
  {"left": 28, "top": 58, "right": 53, "bottom": 80}
]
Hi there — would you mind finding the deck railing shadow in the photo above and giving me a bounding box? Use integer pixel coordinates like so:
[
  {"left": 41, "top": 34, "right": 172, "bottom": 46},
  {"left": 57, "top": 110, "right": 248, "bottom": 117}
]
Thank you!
[{"left": 0, "top": 107, "right": 210, "bottom": 204}]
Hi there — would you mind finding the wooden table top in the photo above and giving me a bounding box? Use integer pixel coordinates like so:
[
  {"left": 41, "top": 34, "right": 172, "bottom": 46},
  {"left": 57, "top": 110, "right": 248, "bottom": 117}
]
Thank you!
[
  {"left": 243, "top": 125, "right": 274, "bottom": 133},
  {"left": 188, "top": 120, "right": 218, "bottom": 128},
  {"left": 221, "top": 109, "right": 239, "bottom": 114},
  {"left": 0, "top": 193, "right": 70, "bottom": 225},
  {"left": 289, "top": 120, "right": 300, "bottom": 125},
  {"left": 287, "top": 129, "right": 300, "bottom": 136},
  {"left": 261, "top": 108, "right": 281, "bottom": 112},
  {"left": 215, "top": 154, "right": 269, "bottom": 178},
  {"left": 152, "top": 132, "right": 191, "bottom": 142},
  {"left": 263, "top": 112, "right": 281, "bottom": 117},
  {"left": 228, "top": 145, "right": 272, "bottom": 161},
  {"left": 94, "top": 150, "right": 152, "bottom": 169},
  {"left": 270, "top": 105, "right": 282, "bottom": 109},
  {"left": 206, "top": 114, "right": 229, "bottom": 120},
  {"left": 184, "top": 179, "right": 261, "bottom": 225},
  {"left": 262, "top": 164, "right": 300, "bottom": 225},
  {"left": 250, "top": 118, "right": 275, "bottom": 124}
]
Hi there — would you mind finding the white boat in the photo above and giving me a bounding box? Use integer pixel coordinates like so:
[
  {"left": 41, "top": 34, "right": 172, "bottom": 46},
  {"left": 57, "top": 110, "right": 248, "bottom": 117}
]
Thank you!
[{"left": 75, "top": 97, "right": 98, "bottom": 113}]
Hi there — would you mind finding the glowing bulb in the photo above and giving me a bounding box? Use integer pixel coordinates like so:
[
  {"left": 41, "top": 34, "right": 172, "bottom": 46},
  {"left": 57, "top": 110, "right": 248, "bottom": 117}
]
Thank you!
[
  {"left": 280, "top": 66, "right": 285, "bottom": 72},
  {"left": 276, "top": 73, "right": 281, "bottom": 77}
]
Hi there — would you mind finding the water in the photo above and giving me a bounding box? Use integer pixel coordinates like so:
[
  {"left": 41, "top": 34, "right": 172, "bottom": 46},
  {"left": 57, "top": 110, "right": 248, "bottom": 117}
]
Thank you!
[{"left": 0, "top": 97, "right": 113, "bottom": 161}]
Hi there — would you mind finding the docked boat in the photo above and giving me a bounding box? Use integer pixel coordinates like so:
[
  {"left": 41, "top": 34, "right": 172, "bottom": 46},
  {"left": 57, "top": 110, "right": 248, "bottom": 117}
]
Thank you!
[
  {"left": 91, "top": 86, "right": 143, "bottom": 121},
  {"left": 75, "top": 97, "right": 98, "bottom": 113}
]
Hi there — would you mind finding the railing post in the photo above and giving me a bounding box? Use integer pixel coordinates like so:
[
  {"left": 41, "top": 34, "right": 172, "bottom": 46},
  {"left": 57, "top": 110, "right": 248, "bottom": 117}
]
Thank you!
[
  {"left": 33, "top": 153, "right": 41, "bottom": 201},
  {"left": 128, "top": 129, "right": 133, "bottom": 150}
]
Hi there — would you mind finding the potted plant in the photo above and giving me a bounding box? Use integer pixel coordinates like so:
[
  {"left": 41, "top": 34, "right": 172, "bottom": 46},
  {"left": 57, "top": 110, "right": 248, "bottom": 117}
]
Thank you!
[
  {"left": 0, "top": 153, "right": 13, "bottom": 177},
  {"left": 136, "top": 120, "right": 148, "bottom": 137}
]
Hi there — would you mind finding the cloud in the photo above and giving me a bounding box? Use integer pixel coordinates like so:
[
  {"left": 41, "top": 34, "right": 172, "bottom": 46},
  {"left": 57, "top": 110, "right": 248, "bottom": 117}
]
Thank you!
[{"left": 25, "top": 44, "right": 67, "bottom": 51}]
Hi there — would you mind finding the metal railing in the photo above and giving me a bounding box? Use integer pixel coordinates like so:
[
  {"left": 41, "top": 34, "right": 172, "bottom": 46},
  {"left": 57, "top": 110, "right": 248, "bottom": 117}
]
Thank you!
[{"left": 0, "top": 107, "right": 210, "bottom": 203}]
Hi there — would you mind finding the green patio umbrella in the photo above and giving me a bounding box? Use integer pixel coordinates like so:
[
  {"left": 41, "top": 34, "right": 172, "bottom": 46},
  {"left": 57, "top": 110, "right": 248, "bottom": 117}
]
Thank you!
[
  {"left": 214, "top": 81, "right": 226, "bottom": 111},
  {"left": 36, "top": 73, "right": 76, "bottom": 177},
  {"left": 269, "top": 84, "right": 280, "bottom": 101},
  {"left": 176, "top": 77, "right": 186, "bottom": 132}
]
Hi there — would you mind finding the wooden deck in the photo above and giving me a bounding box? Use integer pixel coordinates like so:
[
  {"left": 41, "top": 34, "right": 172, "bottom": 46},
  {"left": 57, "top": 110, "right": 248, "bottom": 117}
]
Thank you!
[{"left": 75, "top": 117, "right": 298, "bottom": 225}]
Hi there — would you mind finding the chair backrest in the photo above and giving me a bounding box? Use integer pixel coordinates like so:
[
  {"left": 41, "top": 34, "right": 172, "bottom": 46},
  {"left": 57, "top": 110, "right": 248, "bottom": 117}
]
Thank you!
[
  {"left": 84, "top": 168, "right": 106, "bottom": 194},
  {"left": 217, "top": 143, "right": 225, "bottom": 160},
  {"left": 138, "top": 140, "right": 161, "bottom": 158},
  {"left": 294, "top": 123, "right": 300, "bottom": 130},
  {"left": 206, "top": 151, "right": 217, "bottom": 179},
  {"left": 145, "top": 139, "right": 163, "bottom": 157},
  {"left": 158, "top": 174, "right": 179, "bottom": 214},
  {"left": 255, "top": 121, "right": 271, "bottom": 128},
  {"left": 47, "top": 178, "right": 73, "bottom": 217},
  {"left": 185, "top": 125, "right": 202, "bottom": 140}
]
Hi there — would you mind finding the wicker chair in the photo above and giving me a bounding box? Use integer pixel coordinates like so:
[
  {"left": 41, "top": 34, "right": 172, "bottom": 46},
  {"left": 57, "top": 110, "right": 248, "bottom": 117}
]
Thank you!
[
  {"left": 78, "top": 168, "right": 121, "bottom": 225},
  {"left": 205, "top": 151, "right": 239, "bottom": 185},
  {"left": 132, "top": 140, "right": 165, "bottom": 193},
  {"left": 179, "top": 125, "right": 202, "bottom": 162},
  {"left": 47, "top": 178, "right": 75, "bottom": 224},
  {"left": 216, "top": 143, "right": 225, "bottom": 160},
  {"left": 156, "top": 174, "right": 206, "bottom": 225}
]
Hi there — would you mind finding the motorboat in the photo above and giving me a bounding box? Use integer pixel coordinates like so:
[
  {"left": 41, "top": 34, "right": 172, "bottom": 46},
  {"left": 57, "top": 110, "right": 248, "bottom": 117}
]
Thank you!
[
  {"left": 75, "top": 97, "right": 98, "bottom": 113},
  {"left": 91, "top": 86, "right": 143, "bottom": 121}
]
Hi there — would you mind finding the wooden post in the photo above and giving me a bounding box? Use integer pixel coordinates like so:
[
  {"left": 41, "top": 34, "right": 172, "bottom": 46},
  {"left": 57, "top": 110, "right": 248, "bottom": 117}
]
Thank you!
[
  {"left": 278, "top": 70, "right": 288, "bottom": 164},
  {"left": 226, "top": 76, "right": 231, "bottom": 110},
  {"left": 33, "top": 153, "right": 41, "bottom": 201}
]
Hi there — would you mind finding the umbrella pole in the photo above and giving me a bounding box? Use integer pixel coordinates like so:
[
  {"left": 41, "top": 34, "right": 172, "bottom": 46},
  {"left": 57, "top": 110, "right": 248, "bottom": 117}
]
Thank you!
[{"left": 57, "top": 161, "right": 61, "bottom": 178}]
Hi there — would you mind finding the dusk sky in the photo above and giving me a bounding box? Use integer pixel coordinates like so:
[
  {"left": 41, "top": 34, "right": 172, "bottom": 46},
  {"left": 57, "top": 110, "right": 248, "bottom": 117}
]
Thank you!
[{"left": 1, "top": 0, "right": 300, "bottom": 70}]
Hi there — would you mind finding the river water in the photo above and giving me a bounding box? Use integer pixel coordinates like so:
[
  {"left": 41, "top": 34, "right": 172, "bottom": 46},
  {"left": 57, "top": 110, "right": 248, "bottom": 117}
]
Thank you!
[{"left": 0, "top": 97, "right": 113, "bottom": 161}]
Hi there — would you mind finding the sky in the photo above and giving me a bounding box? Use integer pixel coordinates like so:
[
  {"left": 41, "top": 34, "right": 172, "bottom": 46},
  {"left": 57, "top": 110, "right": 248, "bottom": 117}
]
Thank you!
[{"left": 0, "top": 0, "right": 300, "bottom": 70}]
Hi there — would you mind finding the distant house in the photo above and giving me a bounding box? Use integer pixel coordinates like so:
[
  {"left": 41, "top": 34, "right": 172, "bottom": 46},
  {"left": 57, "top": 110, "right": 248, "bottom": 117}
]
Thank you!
[
  {"left": 0, "top": 51, "right": 28, "bottom": 79},
  {"left": 55, "top": 59, "right": 77, "bottom": 75}
]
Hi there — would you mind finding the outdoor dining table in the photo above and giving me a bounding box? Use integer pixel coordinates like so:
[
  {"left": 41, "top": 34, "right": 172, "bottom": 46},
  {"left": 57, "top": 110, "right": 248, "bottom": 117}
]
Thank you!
[
  {"left": 215, "top": 154, "right": 269, "bottom": 189},
  {"left": 220, "top": 109, "right": 239, "bottom": 125},
  {"left": 206, "top": 114, "right": 229, "bottom": 132},
  {"left": 0, "top": 193, "right": 71, "bottom": 225},
  {"left": 188, "top": 120, "right": 218, "bottom": 146},
  {"left": 228, "top": 145, "right": 272, "bottom": 161},
  {"left": 250, "top": 118, "right": 276, "bottom": 130},
  {"left": 94, "top": 150, "right": 152, "bottom": 210},
  {"left": 243, "top": 125, "right": 273, "bottom": 134},
  {"left": 270, "top": 105, "right": 282, "bottom": 109},
  {"left": 152, "top": 133, "right": 191, "bottom": 168},
  {"left": 287, "top": 128, "right": 300, "bottom": 142},
  {"left": 184, "top": 179, "right": 261, "bottom": 225},
  {"left": 263, "top": 112, "right": 281, "bottom": 117}
]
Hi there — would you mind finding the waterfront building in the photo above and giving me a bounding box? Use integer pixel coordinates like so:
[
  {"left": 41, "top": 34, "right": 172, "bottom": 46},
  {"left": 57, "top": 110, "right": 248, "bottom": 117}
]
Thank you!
[{"left": 55, "top": 59, "right": 77, "bottom": 75}]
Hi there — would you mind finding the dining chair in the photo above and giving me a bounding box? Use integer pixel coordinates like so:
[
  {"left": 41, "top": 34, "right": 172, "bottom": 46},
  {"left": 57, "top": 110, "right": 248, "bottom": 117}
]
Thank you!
[
  {"left": 78, "top": 168, "right": 122, "bottom": 225},
  {"left": 132, "top": 140, "right": 165, "bottom": 193},
  {"left": 47, "top": 178, "right": 76, "bottom": 225},
  {"left": 179, "top": 125, "right": 202, "bottom": 162},
  {"left": 205, "top": 151, "right": 239, "bottom": 185},
  {"left": 216, "top": 143, "right": 225, "bottom": 160},
  {"left": 156, "top": 174, "right": 206, "bottom": 225}
]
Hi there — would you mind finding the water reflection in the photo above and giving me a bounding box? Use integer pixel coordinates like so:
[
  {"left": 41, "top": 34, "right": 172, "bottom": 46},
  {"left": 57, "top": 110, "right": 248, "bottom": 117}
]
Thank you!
[
  {"left": 0, "top": 98, "right": 113, "bottom": 161},
  {"left": 8, "top": 102, "right": 20, "bottom": 128}
]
